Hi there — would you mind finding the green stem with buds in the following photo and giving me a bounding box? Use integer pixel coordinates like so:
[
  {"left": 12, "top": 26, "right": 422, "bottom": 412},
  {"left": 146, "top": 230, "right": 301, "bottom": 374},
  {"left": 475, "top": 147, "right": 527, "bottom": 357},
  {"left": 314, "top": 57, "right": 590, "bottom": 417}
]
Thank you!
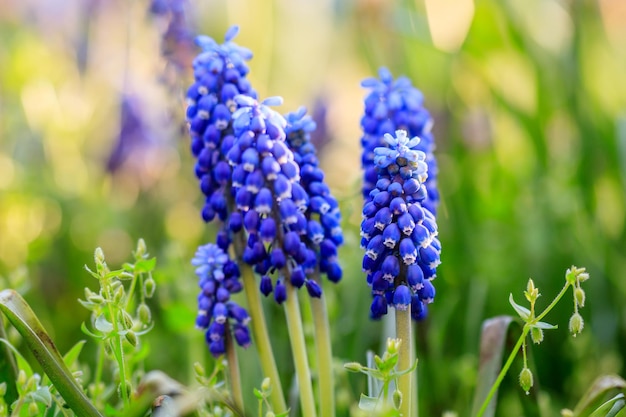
[
  {"left": 396, "top": 307, "right": 412, "bottom": 416},
  {"left": 476, "top": 281, "right": 572, "bottom": 417},
  {"left": 284, "top": 282, "right": 318, "bottom": 417}
]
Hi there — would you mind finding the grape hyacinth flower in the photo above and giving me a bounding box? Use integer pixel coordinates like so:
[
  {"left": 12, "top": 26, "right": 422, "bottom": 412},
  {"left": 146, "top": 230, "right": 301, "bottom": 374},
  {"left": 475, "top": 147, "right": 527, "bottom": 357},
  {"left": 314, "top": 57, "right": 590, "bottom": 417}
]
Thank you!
[
  {"left": 284, "top": 107, "right": 343, "bottom": 283},
  {"left": 360, "top": 67, "right": 439, "bottom": 214},
  {"left": 186, "top": 26, "right": 257, "bottom": 227},
  {"left": 193, "top": 243, "right": 251, "bottom": 357},
  {"left": 361, "top": 130, "right": 441, "bottom": 321},
  {"left": 228, "top": 95, "right": 334, "bottom": 302},
  {"left": 149, "top": 0, "right": 195, "bottom": 71}
]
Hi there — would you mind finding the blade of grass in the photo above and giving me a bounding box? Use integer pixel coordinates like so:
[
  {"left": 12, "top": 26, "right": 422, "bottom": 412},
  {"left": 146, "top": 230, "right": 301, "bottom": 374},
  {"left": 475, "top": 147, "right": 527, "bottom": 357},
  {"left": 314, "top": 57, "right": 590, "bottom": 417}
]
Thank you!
[
  {"left": 0, "top": 289, "right": 103, "bottom": 417},
  {"left": 572, "top": 375, "right": 626, "bottom": 417},
  {"left": 0, "top": 314, "right": 19, "bottom": 405}
]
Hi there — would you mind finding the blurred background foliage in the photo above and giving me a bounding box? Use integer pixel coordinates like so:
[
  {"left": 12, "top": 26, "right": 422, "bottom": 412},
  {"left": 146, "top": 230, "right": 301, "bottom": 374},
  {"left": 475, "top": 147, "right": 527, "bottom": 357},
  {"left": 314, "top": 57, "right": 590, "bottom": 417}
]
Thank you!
[{"left": 1, "top": 0, "right": 626, "bottom": 415}]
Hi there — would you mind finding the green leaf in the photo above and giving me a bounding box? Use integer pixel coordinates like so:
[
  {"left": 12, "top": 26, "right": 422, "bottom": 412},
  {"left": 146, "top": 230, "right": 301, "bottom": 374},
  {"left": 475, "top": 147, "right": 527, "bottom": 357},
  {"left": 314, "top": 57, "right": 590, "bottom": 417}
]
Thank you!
[
  {"left": 134, "top": 258, "right": 156, "bottom": 274},
  {"left": 42, "top": 340, "right": 86, "bottom": 386},
  {"left": 588, "top": 393, "right": 625, "bottom": 417},
  {"left": 572, "top": 375, "right": 626, "bottom": 417},
  {"left": 470, "top": 315, "right": 541, "bottom": 417},
  {"left": 508, "top": 294, "right": 530, "bottom": 320},
  {"left": 359, "top": 393, "right": 381, "bottom": 411},
  {"left": 63, "top": 340, "right": 86, "bottom": 369},
  {"left": 0, "top": 319, "right": 20, "bottom": 406},
  {"left": 0, "top": 289, "right": 103, "bottom": 417},
  {"left": 531, "top": 321, "right": 557, "bottom": 330},
  {"left": 80, "top": 322, "right": 103, "bottom": 339}
]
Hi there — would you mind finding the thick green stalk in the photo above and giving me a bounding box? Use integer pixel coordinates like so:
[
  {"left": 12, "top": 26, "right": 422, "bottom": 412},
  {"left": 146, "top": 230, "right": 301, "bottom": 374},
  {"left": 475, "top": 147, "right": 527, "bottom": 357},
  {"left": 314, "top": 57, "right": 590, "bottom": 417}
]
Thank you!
[
  {"left": 284, "top": 282, "right": 317, "bottom": 417},
  {"left": 234, "top": 234, "right": 287, "bottom": 413},
  {"left": 310, "top": 294, "right": 335, "bottom": 417},
  {"left": 224, "top": 327, "right": 244, "bottom": 414},
  {"left": 396, "top": 307, "right": 412, "bottom": 417}
]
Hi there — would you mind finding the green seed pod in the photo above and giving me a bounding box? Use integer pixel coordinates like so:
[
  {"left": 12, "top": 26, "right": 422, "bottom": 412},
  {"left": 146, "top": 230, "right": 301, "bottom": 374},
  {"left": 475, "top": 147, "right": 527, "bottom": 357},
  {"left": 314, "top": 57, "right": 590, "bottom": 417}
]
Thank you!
[
  {"left": 137, "top": 303, "right": 151, "bottom": 325},
  {"left": 519, "top": 367, "right": 533, "bottom": 394},
  {"left": 118, "top": 310, "right": 134, "bottom": 330},
  {"left": 393, "top": 389, "right": 403, "bottom": 410},
  {"left": 343, "top": 362, "right": 364, "bottom": 372},
  {"left": 88, "top": 294, "right": 105, "bottom": 304},
  {"left": 28, "top": 402, "right": 39, "bottom": 417},
  {"left": 125, "top": 330, "right": 138, "bottom": 347},
  {"left": 574, "top": 287, "right": 586, "bottom": 307},
  {"left": 530, "top": 327, "right": 544, "bottom": 344},
  {"left": 144, "top": 278, "right": 156, "bottom": 298},
  {"left": 569, "top": 313, "right": 584, "bottom": 336},
  {"left": 261, "top": 377, "right": 272, "bottom": 392}
]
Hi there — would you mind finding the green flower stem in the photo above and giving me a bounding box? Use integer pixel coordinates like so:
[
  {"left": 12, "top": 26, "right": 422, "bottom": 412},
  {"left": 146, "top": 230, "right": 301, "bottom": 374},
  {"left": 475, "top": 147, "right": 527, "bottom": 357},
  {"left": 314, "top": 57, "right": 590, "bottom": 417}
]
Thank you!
[
  {"left": 233, "top": 234, "right": 287, "bottom": 414},
  {"left": 284, "top": 282, "right": 318, "bottom": 417},
  {"left": 535, "top": 282, "right": 570, "bottom": 322},
  {"left": 396, "top": 307, "right": 412, "bottom": 416},
  {"left": 107, "top": 302, "right": 129, "bottom": 406},
  {"left": 310, "top": 293, "right": 335, "bottom": 417},
  {"left": 477, "top": 281, "right": 572, "bottom": 417},
  {"left": 476, "top": 325, "right": 528, "bottom": 417},
  {"left": 224, "top": 327, "right": 244, "bottom": 414}
]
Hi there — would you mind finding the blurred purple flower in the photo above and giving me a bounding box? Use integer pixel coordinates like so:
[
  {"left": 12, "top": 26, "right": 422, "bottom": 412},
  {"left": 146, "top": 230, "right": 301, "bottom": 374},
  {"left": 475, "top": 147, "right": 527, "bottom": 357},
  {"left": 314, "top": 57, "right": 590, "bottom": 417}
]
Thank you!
[{"left": 107, "top": 95, "right": 153, "bottom": 173}]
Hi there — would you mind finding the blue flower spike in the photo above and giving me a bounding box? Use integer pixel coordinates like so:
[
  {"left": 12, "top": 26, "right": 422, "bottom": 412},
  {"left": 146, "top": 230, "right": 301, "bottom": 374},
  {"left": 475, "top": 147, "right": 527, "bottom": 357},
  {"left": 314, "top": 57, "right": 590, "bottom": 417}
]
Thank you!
[
  {"left": 224, "top": 97, "right": 343, "bottom": 302},
  {"left": 360, "top": 67, "right": 439, "bottom": 214},
  {"left": 193, "top": 243, "right": 251, "bottom": 357},
  {"left": 360, "top": 129, "right": 441, "bottom": 321}
]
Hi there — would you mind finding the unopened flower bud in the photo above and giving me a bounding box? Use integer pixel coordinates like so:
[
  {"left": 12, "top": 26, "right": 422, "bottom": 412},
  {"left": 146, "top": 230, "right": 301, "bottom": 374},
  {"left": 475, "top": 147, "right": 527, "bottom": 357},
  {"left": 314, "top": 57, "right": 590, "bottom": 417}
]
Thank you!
[
  {"left": 94, "top": 247, "right": 107, "bottom": 273},
  {"left": 530, "top": 327, "right": 544, "bottom": 344},
  {"left": 193, "top": 362, "right": 205, "bottom": 377},
  {"left": 574, "top": 287, "right": 585, "bottom": 307},
  {"left": 118, "top": 310, "right": 134, "bottom": 330},
  {"left": 265, "top": 412, "right": 275, "bottom": 417},
  {"left": 125, "top": 331, "right": 138, "bottom": 347},
  {"left": 28, "top": 401, "right": 39, "bottom": 416},
  {"left": 136, "top": 239, "right": 147, "bottom": 257},
  {"left": 261, "top": 377, "right": 271, "bottom": 392},
  {"left": 569, "top": 313, "right": 584, "bottom": 336},
  {"left": 17, "top": 370, "right": 27, "bottom": 387},
  {"left": 144, "top": 278, "right": 156, "bottom": 298},
  {"left": 386, "top": 338, "right": 401, "bottom": 355},
  {"left": 88, "top": 293, "right": 105, "bottom": 304},
  {"left": 0, "top": 382, "right": 7, "bottom": 396},
  {"left": 393, "top": 389, "right": 403, "bottom": 409},
  {"left": 525, "top": 279, "right": 539, "bottom": 303},
  {"left": 561, "top": 408, "right": 574, "bottom": 417},
  {"left": 344, "top": 362, "right": 364, "bottom": 372},
  {"left": 113, "top": 285, "right": 125, "bottom": 304},
  {"left": 519, "top": 367, "right": 533, "bottom": 394},
  {"left": 25, "top": 374, "right": 39, "bottom": 392},
  {"left": 137, "top": 303, "right": 151, "bottom": 325}
]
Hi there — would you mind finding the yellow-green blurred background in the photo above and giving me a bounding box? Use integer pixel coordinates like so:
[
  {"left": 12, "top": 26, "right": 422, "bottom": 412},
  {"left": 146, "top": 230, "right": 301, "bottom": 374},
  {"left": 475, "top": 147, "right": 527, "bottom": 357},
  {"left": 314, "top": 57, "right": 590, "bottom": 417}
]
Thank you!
[{"left": 1, "top": 0, "right": 626, "bottom": 415}]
